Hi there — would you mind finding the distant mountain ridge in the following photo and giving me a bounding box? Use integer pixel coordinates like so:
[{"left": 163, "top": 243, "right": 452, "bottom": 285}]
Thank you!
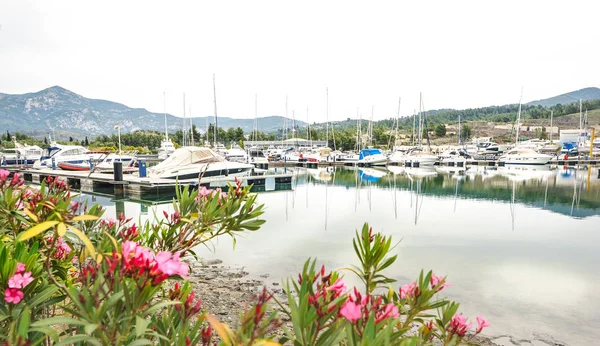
[
  {"left": 0, "top": 86, "right": 305, "bottom": 137},
  {"left": 526, "top": 87, "right": 600, "bottom": 107}
]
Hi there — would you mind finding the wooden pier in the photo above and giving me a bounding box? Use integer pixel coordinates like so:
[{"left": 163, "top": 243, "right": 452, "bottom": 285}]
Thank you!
[{"left": 3, "top": 167, "right": 294, "bottom": 201}]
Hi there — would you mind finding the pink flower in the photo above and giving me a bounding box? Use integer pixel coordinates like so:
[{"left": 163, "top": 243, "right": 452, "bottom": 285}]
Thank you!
[
  {"left": 8, "top": 272, "right": 34, "bottom": 289},
  {"left": 198, "top": 186, "right": 212, "bottom": 197},
  {"left": 54, "top": 237, "right": 72, "bottom": 259},
  {"left": 449, "top": 314, "right": 472, "bottom": 337},
  {"left": 9, "top": 173, "right": 23, "bottom": 187},
  {"left": 476, "top": 316, "right": 490, "bottom": 333},
  {"left": 326, "top": 278, "right": 346, "bottom": 296},
  {"left": 376, "top": 303, "right": 399, "bottom": 323},
  {"left": 122, "top": 241, "right": 137, "bottom": 259},
  {"left": 155, "top": 251, "right": 189, "bottom": 278},
  {"left": 399, "top": 282, "right": 417, "bottom": 299},
  {"left": 340, "top": 301, "right": 362, "bottom": 322},
  {"left": 430, "top": 273, "right": 451, "bottom": 293},
  {"left": 15, "top": 262, "right": 26, "bottom": 274},
  {"left": 4, "top": 288, "right": 24, "bottom": 304},
  {"left": 0, "top": 169, "right": 9, "bottom": 182}
]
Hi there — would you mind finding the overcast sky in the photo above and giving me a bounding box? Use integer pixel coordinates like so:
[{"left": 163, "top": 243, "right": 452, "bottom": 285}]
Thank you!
[{"left": 1, "top": 0, "right": 599, "bottom": 122}]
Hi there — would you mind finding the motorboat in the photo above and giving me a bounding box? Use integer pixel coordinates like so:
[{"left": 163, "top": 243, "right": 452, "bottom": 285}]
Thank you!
[
  {"left": 0, "top": 139, "right": 43, "bottom": 165},
  {"left": 388, "top": 149, "right": 408, "bottom": 165},
  {"left": 157, "top": 139, "right": 176, "bottom": 160},
  {"left": 225, "top": 147, "right": 249, "bottom": 163},
  {"left": 357, "top": 148, "right": 387, "bottom": 166},
  {"left": 331, "top": 151, "right": 359, "bottom": 163},
  {"left": 248, "top": 147, "right": 269, "bottom": 166},
  {"left": 498, "top": 148, "right": 553, "bottom": 165},
  {"left": 148, "top": 147, "right": 253, "bottom": 180},
  {"left": 33, "top": 143, "right": 106, "bottom": 169},
  {"left": 439, "top": 148, "right": 470, "bottom": 166},
  {"left": 56, "top": 153, "right": 137, "bottom": 173},
  {"left": 403, "top": 148, "right": 438, "bottom": 167}
]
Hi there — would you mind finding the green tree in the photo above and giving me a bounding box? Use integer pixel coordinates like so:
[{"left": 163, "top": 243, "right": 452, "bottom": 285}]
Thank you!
[
  {"left": 69, "top": 136, "right": 73, "bottom": 142},
  {"left": 435, "top": 124, "right": 447, "bottom": 137},
  {"left": 461, "top": 125, "right": 472, "bottom": 142}
]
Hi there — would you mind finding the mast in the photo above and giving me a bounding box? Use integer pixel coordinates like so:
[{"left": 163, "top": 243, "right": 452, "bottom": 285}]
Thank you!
[
  {"left": 213, "top": 73, "right": 218, "bottom": 147},
  {"left": 163, "top": 92, "right": 168, "bottom": 141},
  {"left": 418, "top": 93, "right": 423, "bottom": 148},
  {"left": 189, "top": 105, "right": 194, "bottom": 146},
  {"left": 370, "top": 106, "right": 374, "bottom": 147},
  {"left": 183, "top": 92, "right": 186, "bottom": 147},
  {"left": 515, "top": 88, "right": 523, "bottom": 145},
  {"left": 579, "top": 99, "right": 583, "bottom": 144},
  {"left": 254, "top": 94, "right": 258, "bottom": 142},
  {"left": 307, "top": 107, "right": 311, "bottom": 146},
  {"left": 458, "top": 114, "right": 461, "bottom": 146},
  {"left": 326, "top": 87, "right": 329, "bottom": 146},
  {"left": 356, "top": 107, "right": 360, "bottom": 151},
  {"left": 394, "top": 97, "right": 401, "bottom": 149},
  {"left": 412, "top": 109, "right": 416, "bottom": 147},
  {"left": 550, "top": 110, "right": 553, "bottom": 142}
]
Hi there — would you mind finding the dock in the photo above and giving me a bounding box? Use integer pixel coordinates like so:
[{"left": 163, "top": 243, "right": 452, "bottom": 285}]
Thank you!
[{"left": 2, "top": 166, "right": 294, "bottom": 201}]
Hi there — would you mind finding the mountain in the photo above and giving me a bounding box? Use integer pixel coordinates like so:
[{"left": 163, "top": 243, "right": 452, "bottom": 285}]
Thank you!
[
  {"left": 526, "top": 87, "right": 600, "bottom": 107},
  {"left": 0, "top": 86, "right": 304, "bottom": 137}
]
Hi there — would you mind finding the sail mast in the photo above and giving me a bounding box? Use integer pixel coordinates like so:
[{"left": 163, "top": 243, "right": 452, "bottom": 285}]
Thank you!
[
  {"left": 515, "top": 88, "right": 523, "bottom": 145},
  {"left": 163, "top": 92, "right": 168, "bottom": 141},
  {"left": 183, "top": 92, "right": 186, "bottom": 147},
  {"left": 550, "top": 110, "right": 553, "bottom": 142},
  {"left": 213, "top": 73, "right": 218, "bottom": 147},
  {"left": 326, "top": 87, "right": 329, "bottom": 146},
  {"left": 189, "top": 105, "right": 194, "bottom": 146}
]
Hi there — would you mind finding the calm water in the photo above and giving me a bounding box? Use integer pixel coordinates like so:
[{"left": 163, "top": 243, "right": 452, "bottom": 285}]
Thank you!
[{"left": 80, "top": 165, "right": 600, "bottom": 345}]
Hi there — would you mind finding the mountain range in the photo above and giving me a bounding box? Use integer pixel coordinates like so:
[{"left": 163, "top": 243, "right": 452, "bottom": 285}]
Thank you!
[
  {"left": 1, "top": 85, "right": 599, "bottom": 138},
  {"left": 0, "top": 86, "right": 305, "bottom": 138}
]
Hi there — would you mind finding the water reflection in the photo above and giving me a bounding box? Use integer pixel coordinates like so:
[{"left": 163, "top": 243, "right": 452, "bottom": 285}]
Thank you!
[{"left": 80, "top": 164, "right": 600, "bottom": 344}]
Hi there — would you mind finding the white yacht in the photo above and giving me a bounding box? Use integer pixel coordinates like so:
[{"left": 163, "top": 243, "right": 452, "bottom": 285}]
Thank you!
[
  {"left": 225, "top": 147, "right": 249, "bottom": 163},
  {"left": 33, "top": 143, "right": 106, "bottom": 169},
  {"left": 402, "top": 148, "right": 438, "bottom": 167},
  {"left": 0, "top": 139, "right": 43, "bottom": 165},
  {"left": 148, "top": 147, "right": 253, "bottom": 180},
  {"left": 439, "top": 148, "right": 470, "bottom": 166},
  {"left": 498, "top": 148, "right": 553, "bottom": 165},
  {"left": 357, "top": 148, "right": 387, "bottom": 166},
  {"left": 157, "top": 139, "right": 176, "bottom": 160}
]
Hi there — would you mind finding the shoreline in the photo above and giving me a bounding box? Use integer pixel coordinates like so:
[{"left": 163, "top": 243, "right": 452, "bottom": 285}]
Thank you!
[{"left": 185, "top": 258, "right": 566, "bottom": 346}]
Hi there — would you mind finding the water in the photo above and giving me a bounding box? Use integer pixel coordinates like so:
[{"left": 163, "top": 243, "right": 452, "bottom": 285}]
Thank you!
[{"left": 79, "top": 165, "right": 600, "bottom": 345}]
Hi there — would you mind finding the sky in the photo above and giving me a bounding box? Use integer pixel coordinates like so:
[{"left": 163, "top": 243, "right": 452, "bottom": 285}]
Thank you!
[{"left": 1, "top": 0, "right": 599, "bottom": 122}]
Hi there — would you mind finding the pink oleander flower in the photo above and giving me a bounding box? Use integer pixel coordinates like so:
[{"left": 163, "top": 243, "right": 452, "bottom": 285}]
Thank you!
[
  {"left": 376, "top": 303, "right": 399, "bottom": 323},
  {"left": 340, "top": 301, "right": 362, "bottom": 322},
  {"left": 122, "top": 240, "right": 137, "bottom": 259},
  {"left": 326, "top": 278, "right": 346, "bottom": 296},
  {"left": 101, "top": 218, "right": 116, "bottom": 229},
  {"left": 449, "top": 314, "right": 472, "bottom": 337},
  {"left": 0, "top": 169, "right": 9, "bottom": 182},
  {"left": 399, "top": 282, "right": 417, "bottom": 299},
  {"left": 4, "top": 288, "right": 24, "bottom": 304},
  {"left": 15, "top": 262, "right": 26, "bottom": 274},
  {"left": 54, "top": 237, "right": 72, "bottom": 259},
  {"left": 9, "top": 173, "right": 23, "bottom": 187},
  {"left": 8, "top": 272, "right": 34, "bottom": 289},
  {"left": 476, "top": 316, "right": 490, "bottom": 333},
  {"left": 155, "top": 251, "right": 189, "bottom": 278},
  {"left": 430, "top": 273, "right": 451, "bottom": 293},
  {"left": 198, "top": 186, "right": 212, "bottom": 197},
  {"left": 24, "top": 189, "right": 33, "bottom": 198}
]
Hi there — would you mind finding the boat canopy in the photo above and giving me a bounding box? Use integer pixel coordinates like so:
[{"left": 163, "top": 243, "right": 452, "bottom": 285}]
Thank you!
[
  {"left": 151, "top": 147, "right": 223, "bottom": 173},
  {"left": 359, "top": 148, "right": 382, "bottom": 160}
]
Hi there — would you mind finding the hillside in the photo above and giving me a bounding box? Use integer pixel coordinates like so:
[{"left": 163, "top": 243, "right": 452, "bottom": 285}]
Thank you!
[
  {"left": 526, "top": 87, "right": 600, "bottom": 107},
  {"left": 188, "top": 116, "right": 306, "bottom": 134},
  {"left": 0, "top": 86, "right": 304, "bottom": 138}
]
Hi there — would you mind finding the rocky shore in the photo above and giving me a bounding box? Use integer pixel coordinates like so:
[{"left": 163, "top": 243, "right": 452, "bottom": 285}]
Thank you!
[{"left": 186, "top": 258, "right": 565, "bottom": 346}]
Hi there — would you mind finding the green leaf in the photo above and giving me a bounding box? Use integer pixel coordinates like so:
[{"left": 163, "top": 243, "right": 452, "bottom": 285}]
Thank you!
[
  {"left": 16, "top": 221, "right": 59, "bottom": 241},
  {"left": 127, "top": 340, "right": 154, "bottom": 346},
  {"left": 135, "top": 315, "right": 149, "bottom": 337},
  {"left": 17, "top": 306, "right": 31, "bottom": 338},
  {"left": 84, "top": 323, "right": 99, "bottom": 334},
  {"left": 30, "top": 316, "right": 87, "bottom": 327},
  {"left": 55, "top": 335, "right": 102, "bottom": 346}
]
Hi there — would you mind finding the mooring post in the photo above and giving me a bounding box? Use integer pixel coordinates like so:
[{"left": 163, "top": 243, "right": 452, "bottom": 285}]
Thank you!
[
  {"left": 113, "top": 161, "right": 124, "bottom": 197},
  {"left": 51, "top": 158, "right": 56, "bottom": 170}
]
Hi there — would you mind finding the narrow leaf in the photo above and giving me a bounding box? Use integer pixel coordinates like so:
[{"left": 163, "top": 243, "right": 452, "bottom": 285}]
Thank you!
[{"left": 16, "top": 221, "right": 59, "bottom": 242}]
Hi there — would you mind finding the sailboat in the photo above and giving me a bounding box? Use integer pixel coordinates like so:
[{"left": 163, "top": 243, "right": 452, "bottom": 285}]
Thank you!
[
  {"left": 158, "top": 92, "right": 176, "bottom": 160},
  {"left": 357, "top": 106, "right": 387, "bottom": 166},
  {"left": 402, "top": 93, "right": 438, "bottom": 167},
  {"left": 498, "top": 90, "right": 553, "bottom": 165}
]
